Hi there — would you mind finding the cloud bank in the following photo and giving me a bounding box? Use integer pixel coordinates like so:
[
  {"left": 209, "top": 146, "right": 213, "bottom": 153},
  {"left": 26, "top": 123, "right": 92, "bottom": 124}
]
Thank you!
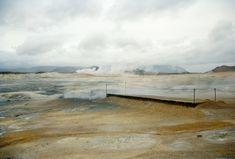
[{"left": 0, "top": 0, "right": 235, "bottom": 71}]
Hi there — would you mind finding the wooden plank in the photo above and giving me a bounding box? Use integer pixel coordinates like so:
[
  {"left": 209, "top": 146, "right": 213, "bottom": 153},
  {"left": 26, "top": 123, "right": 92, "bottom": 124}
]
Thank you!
[{"left": 106, "top": 93, "right": 202, "bottom": 107}]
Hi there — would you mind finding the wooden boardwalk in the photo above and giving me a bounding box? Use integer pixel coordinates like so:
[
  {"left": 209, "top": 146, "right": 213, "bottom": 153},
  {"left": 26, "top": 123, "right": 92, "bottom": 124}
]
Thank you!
[{"left": 106, "top": 93, "right": 202, "bottom": 107}]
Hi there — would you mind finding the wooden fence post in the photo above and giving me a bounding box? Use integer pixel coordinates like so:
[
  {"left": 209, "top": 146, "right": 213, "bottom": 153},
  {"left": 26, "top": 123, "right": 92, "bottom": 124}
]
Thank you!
[
  {"left": 193, "top": 88, "right": 196, "bottom": 103},
  {"left": 105, "top": 83, "right": 108, "bottom": 97},
  {"left": 214, "top": 88, "right": 217, "bottom": 101},
  {"left": 125, "top": 81, "right": 126, "bottom": 95}
]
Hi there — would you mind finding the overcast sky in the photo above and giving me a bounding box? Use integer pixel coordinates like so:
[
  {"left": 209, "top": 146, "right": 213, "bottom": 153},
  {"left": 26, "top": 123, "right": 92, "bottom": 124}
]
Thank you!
[{"left": 0, "top": 0, "right": 235, "bottom": 71}]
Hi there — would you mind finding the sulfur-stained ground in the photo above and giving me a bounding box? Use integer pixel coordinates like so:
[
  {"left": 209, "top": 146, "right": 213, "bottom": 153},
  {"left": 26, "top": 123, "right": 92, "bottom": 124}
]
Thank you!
[
  {"left": 0, "top": 95, "right": 235, "bottom": 159},
  {"left": 0, "top": 72, "right": 235, "bottom": 159}
]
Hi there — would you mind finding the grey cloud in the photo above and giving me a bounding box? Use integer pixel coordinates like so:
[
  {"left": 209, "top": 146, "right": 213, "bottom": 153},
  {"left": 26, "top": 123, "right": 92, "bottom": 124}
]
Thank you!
[
  {"left": 0, "top": 0, "right": 235, "bottom": 71},
  {"left": 220, "top": 0, "right": 235, "bottom": 8},
  {"left": 0, "top": 50, "right": 14, "bottom": 67},
  {"left": 0, "top": 50, "right": 29, "bottom": 67},
  {"left": 182, "top": 22, "right": 235, "bottom": 65},
  {"left": 209, "top": 21, "right": 235, "bottom": 42},
  {"left": 115, "top": 38, "right": 143, "bottom": 49},
  {"left": 0, "top": 0, "right": 10, "bottom": 24},
  {"left": 79, "top": 34, "right": 108, "bottom": 51},
  {"left": 76, "top": 34, "right": 152, "bottom": 64},
  {"left": 79, "top": 34, "right": 151, "bottom": 53},
  {"left": 0, "top": 0, "right": 102, "bottom": 29},
  {"left": 45, "top": 0, "right": 101, "bottom": 20},
  {"left": 110, "top": 0, "right": 196, "bottom": 19},
  {"left": 206, "top": 22, "right": 235, "bottom": 63},
  {"left": 16, "top": 36, "right": 62, "bottom": 55}
]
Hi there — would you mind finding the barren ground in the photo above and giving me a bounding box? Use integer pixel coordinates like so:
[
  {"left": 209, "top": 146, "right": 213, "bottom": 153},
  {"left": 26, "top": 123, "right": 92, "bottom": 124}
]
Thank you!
[{"left": 0, "top": 73, "right": 235, "bottom": 159}]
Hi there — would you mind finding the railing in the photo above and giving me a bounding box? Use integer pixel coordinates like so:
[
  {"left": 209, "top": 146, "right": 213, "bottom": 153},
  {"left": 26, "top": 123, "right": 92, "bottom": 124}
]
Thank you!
[{"left": 104, "top": 81, "right": 235, "bottom": 103}]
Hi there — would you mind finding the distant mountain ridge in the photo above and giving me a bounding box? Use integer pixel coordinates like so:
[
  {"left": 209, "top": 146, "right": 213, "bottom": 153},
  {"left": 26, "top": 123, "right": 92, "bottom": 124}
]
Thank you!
[
  {"left": 0, "top": 66, "right": 99, "bottom": 73},
  {"left": 0, "top": 65, "right": 188, "bottom": 74},
  {"left": 211, "top": 65, "right": 235, "bottom": 72},
  {"left": 128, "top": 65, "right": 188, "bottom": 75}
]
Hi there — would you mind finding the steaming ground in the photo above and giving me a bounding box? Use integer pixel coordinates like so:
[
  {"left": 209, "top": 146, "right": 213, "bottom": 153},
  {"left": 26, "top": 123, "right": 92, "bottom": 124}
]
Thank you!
[{"left": 0, "top": 72, "right": 235, "bottom": 159}]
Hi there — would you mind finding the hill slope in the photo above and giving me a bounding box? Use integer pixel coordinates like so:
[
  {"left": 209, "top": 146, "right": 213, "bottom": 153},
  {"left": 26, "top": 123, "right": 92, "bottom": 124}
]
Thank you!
[{"left": 211, "top": 65, "right": 235, "bottom": 72}]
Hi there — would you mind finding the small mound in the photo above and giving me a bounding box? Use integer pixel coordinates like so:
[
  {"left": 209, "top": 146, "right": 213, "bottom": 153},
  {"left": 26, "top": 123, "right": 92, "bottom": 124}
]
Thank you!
[
  {"left": 197, "top": 100, "right": 232, "bottom": 109},
  {"left": 158, "top": 120, "right": 234, "bottom": 134},
  {"left": 1, "top": 93, "right": 31, "bottom": 100},
  {"left": 0, "top": 91, "right": 49, "bottom": 103}
]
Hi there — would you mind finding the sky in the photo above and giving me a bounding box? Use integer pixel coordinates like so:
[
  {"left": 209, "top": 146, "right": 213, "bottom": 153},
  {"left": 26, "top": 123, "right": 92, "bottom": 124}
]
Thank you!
[{"left": 0, "top": 0, "right": 235, "bottom": 72}]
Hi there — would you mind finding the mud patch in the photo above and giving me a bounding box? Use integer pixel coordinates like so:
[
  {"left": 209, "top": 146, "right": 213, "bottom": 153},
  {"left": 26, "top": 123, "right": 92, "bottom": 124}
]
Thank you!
[
  {"left": 63, "top": 89, "right": 106, "bottom": 100},
  {"left": 57, "top": 134, "right": 157, "bottom": 150},
  {"left": 0, "top": 125, "right": 6, "bottom": 136},
  {"left": 202, "top": 128, "right": 235, "bottom": 143},
  {"left": 158, "top": 119, "right": 179, "bottom": 126},
  {"left": 158, "top": 121, "right": 234, "bottom": 134},
  {"left": 197, "top": 100, "right": 233, "bottom": 109},
  {"left": 16, "top": 113, "right": 40, "bottom": 120},
  {"left": 0, "top": 93, "right": 31, "bottom": 103},
  {"left": 61, "top": 99, "right": 119, "bottom": 112},
  {"left": 167, "top": 140, "right": 192, "bottom": 150}
]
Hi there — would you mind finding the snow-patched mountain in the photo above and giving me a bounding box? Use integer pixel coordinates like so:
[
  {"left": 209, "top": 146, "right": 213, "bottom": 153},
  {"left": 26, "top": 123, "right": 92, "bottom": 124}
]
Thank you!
[{"left": 129, "top": 65, "right": 188, "bottom": 74}]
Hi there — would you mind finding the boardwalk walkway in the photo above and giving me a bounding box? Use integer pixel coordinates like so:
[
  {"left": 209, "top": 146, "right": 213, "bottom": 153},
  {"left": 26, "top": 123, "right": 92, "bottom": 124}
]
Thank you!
[{"left": 106, "top": 93, "right": 202, "bottom": 107}]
